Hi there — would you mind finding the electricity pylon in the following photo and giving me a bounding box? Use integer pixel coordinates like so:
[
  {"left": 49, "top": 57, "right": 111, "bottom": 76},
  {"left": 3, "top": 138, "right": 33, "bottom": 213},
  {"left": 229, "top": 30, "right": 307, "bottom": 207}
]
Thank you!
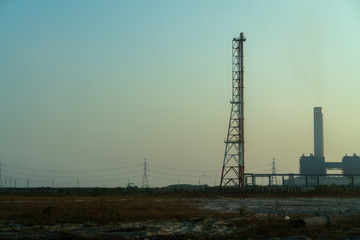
[
  {"left": 0, "top": 158, "right": 3, "bottom": 188},
  {"left": 142, "top": 158, "right": 149, "bottom": 188}
]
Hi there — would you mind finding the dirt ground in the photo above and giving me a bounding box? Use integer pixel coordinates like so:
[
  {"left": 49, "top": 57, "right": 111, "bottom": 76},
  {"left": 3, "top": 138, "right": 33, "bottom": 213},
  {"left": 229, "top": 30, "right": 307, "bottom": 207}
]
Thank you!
[
  {"left": 1, "top": 194, "right": 360, "bottom": 239},
  {"left": 199, "top": 197, "right": 360, "bottom": 215}
]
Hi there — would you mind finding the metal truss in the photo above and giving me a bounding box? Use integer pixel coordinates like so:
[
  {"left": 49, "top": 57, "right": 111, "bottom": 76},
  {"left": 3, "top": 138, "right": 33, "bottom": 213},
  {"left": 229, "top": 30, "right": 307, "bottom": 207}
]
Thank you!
[
  {"left": 142, "top": 158, "right": 149, "bottom": 188},
  {"left": 220, "top": 33, "right": 246, "bottom": 189}
]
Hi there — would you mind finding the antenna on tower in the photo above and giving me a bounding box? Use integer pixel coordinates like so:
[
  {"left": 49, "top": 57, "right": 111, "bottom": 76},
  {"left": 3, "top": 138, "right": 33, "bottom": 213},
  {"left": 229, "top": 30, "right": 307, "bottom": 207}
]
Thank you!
[
  {"left": 0, "top": 158, "right": 3, "bottom": 188},
  {"left": 142, "top": 158, "right": 149, "bottom": 188}
]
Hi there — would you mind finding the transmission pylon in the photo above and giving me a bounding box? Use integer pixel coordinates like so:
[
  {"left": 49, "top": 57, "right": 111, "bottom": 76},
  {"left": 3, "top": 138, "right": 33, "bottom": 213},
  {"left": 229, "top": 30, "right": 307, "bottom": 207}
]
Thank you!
[
  {"left": 0, "top": 158, "right": 3, "bottom": 188},
  {"left": 220, "top": 32, "right": 246, "bottom": 189},
  {"left": 142, "top": 158, "right": 149, "bottom": 188},
  {"left": 271, "top": 158, "right": 278, "bottom": 185}
]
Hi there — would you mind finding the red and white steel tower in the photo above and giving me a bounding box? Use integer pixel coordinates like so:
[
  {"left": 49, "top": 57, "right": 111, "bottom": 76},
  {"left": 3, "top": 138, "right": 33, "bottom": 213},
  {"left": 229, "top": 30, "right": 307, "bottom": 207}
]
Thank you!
[{"left": 220, "top": 33, "right": 246, "bottom": 189}]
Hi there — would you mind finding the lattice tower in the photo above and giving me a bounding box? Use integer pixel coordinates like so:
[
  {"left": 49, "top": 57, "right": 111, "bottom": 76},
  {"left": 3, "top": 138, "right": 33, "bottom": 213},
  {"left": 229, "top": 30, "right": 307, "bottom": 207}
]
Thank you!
[
  {"left": 271, "top": 158, "right": 278, "bottom": 185},
  {"left": 142, "top": 158, "right": 149, "bottom": 188},
  {"left": 220, "top": 33, "right": 246, "bottom": 189},
  {"left": 0, "top": 158, "right": 3, "bottom": 188}
]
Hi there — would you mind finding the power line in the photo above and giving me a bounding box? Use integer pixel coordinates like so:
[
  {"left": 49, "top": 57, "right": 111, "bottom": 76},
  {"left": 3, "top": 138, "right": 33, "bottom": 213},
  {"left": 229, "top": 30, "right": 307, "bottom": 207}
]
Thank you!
[
  {"left": 246, "top": 163, "right": 272, "bottom": 170},
  {"left": 3, "top": 163, "right": 142, "bottom": 173},
  {"left": 147, "top": 175, "right": 194, "bottom": 184},
  {"left": 148, "top": 169, "right": 199, "bottom": 178},
  {"left": 2, "top": 168, "right": 143, "bottom": 179},
  {"left": 1, "top": 160, "right": 144, "bottom": 186},
  {"left": 276, "top": 163, "right": 297, "bottom": 172},
  {"left": 11, "top": 175, "right": 143, "bottom": 184},
  {"left": 148, "top": 163, "right": 218, "bottom": 173}
]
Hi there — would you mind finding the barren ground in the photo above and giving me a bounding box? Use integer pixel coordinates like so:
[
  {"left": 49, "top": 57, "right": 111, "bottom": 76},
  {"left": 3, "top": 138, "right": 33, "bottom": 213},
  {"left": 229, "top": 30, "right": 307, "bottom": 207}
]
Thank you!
[{"left": 0, "top": 193, "right": 360, "bottom": 239}]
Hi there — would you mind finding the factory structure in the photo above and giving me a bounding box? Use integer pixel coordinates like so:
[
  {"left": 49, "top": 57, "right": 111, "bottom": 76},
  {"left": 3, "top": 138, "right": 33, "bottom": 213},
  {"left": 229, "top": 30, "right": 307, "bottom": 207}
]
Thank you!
[
  {"left": 292, "top": 107, "right": 360, "bottom": 185},
  {"left": 219, "top": 33, "right": 359, "bottom": 187}
]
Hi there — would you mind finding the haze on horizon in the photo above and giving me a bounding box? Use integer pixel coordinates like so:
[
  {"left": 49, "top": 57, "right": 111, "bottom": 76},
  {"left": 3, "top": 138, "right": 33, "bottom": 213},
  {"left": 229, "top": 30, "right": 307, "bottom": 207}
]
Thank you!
[{"left": 0, "top": 0, "right": 359, "bottom": 187}]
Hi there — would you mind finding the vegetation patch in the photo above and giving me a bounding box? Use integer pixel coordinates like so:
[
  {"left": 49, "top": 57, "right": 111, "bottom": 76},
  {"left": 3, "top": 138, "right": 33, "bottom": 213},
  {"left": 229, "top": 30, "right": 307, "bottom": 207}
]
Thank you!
[{"left": 0, "top": 194, "right": 204, "bottom": 225}]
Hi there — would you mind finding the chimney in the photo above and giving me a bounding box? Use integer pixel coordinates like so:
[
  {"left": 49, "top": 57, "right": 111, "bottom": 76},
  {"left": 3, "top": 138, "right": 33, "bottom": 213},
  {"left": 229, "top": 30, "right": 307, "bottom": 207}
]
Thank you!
[{"left": 314, "top": 107, "right": 324, "bottom": 158}]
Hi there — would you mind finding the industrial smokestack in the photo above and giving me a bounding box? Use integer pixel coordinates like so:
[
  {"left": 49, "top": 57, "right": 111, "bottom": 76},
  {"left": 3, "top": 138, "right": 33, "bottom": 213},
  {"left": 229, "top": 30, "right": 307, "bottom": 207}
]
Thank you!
[{"left": 314, "top": 107, "right": 324, "bottom": 158}]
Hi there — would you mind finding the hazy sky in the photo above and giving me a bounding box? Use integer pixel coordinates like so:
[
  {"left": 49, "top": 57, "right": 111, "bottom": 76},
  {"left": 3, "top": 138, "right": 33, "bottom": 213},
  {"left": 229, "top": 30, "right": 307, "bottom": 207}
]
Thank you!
[{"left": 0, "top": 0, "right": 359, "bottom": 187}]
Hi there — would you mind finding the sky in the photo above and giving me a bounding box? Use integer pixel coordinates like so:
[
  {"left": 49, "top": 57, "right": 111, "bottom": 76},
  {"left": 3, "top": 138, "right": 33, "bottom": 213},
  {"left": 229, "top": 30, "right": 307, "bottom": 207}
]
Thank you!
[{"left": 0, "top": 0, "right": 359, "bottom": 187}]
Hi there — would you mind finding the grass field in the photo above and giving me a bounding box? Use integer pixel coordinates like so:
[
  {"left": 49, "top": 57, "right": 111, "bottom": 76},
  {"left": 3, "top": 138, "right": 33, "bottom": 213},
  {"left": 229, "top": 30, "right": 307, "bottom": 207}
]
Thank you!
[
  {"left": 0, "top": 194, "right": 206, "bottom": 225},
  {"left": 0, "top": 191, "right": 360, "bottom": 239}
]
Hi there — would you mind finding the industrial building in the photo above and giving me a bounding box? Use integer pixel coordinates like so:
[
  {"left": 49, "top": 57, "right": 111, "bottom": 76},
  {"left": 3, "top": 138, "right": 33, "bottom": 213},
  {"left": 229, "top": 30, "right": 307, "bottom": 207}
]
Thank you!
[
  {"left": 300, "top": 153, "right": 360, "bottom": 176},
  {"left": 294, "top": 107, "right": 360, "bottom": 185}
]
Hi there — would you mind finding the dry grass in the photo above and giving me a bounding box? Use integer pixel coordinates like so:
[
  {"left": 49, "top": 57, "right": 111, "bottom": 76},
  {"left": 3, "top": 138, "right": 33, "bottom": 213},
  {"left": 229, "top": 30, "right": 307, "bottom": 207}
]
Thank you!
[
  {"left": 1, "top": 193, "right": 360, "bottom": 239},
  {"left": 0, "top": 194, "right": 205, "bottom": 225}
]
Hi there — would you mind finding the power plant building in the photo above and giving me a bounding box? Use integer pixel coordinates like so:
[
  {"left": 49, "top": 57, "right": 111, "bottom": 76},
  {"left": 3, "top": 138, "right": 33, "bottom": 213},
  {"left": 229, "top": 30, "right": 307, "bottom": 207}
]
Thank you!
[
  {"left": 299, "top": 153, "right": 360, "bottom": 176},
  {"left": 299, "top": 154, "right": 326, "bottom": 175},
  {"left": 342, "top": 154, "right": 360, "bottom": 175},
  {"left": 299, "top": 107, "right": 326, "bottom": 175},
  {"left": 313, "top": 107, "right": 324, "bottom": 158},
  {"left": 293, "top": 107, "right": 360, "bottom": 185}
]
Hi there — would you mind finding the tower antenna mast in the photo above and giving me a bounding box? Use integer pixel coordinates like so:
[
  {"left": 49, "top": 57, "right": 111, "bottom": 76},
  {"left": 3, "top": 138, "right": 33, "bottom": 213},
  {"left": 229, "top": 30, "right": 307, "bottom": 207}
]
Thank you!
[{"left": 220, "top": 32, "right": 246, "bottom": 189}]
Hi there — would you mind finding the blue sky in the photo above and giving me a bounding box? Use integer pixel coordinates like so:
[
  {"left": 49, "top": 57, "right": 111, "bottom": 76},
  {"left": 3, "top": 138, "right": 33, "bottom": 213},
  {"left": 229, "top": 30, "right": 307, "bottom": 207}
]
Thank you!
[{"left": 0, "top": 0, "right": 359, "bottom": 187}]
